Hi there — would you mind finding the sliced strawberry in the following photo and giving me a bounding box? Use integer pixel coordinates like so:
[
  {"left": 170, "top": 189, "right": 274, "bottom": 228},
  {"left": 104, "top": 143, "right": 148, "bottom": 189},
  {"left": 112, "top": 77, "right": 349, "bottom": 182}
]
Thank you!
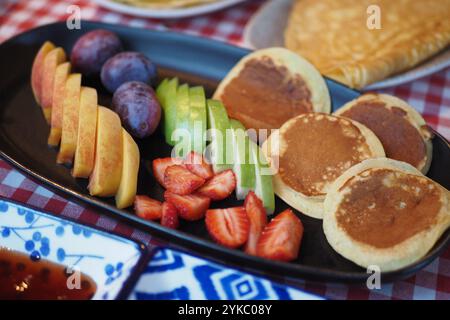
[
  {"left": 256, "top": 209, "right": 303, "bottom": 262},
  {"left": 164, "top": 191, "right": 210, "bottom": 221},
  {"left": 184, "top": 151, "right": 214, "bottom": 180},
  {"left": 197, "top": 170, "right": 236, "bottom": 201},
  {"left": 243, "top": 191, "right": 267, "bottom": 255},
  {"left": 205, "top": 207, "right": 249, "bottom": 248},
  {"left": 161, "top": 201, "right": 179, "bottom": 229},
  {"left": 164, "top": 165, "right": 205, "bottom": 195},
  {"left": 134, "top": 195, "right": 162, "bottom": 221},
  {"left": 152, "top": 157, "right": 183, "bottom": 188}
]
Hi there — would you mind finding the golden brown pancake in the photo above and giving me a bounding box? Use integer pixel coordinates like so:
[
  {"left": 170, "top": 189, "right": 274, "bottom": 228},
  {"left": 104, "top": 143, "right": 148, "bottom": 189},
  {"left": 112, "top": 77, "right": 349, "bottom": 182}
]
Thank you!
[
  {"left": 323, "top": 158, "right": 450, "bottom": 271},
  {"left": 335, "top": 93, "right": 433, "bottom": 174},
  {"left": 262, "top": 112, "right": 385, "bottom": 218},
  {"left": 285, "top": 0, "right": 450, "bottom": 88},
  {"left": 214, "top": 47, "right": 330, "bottom": 133}
]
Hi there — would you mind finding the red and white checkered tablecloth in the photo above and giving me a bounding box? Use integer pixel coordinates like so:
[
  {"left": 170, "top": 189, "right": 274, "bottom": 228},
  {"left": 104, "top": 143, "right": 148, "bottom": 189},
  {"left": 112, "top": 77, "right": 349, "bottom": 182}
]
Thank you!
[{"left": 0, "top": 0, "right": 449, "bottom": 300}]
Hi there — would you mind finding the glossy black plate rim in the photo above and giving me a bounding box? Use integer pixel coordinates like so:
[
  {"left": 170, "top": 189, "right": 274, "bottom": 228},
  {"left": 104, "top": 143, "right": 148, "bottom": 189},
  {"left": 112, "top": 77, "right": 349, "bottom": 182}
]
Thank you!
[{"left": 1, "top": 21, "right": 449, "bottom": 284}]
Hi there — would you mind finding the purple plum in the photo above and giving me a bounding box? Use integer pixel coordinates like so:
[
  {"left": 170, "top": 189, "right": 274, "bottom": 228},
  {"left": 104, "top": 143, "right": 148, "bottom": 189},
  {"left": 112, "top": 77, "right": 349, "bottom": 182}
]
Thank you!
[
  {"left": 101, "top": 51, "right": 158, "bottom": 93},
  {"left": 71, "top": 29, "right": 123, "bottom": 77},
  {"left": 112, "top": 81, "right": 161, "bottom": 138}
]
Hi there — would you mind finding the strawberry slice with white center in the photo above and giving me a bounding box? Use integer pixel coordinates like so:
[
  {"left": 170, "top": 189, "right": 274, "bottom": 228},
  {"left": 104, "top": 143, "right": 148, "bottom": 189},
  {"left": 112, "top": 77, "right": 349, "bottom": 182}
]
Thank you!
[
  {"left": 256, "top": 209, "right": 303, "bottom": 262},
  {"left": 184, "top": 151, "right": 214, "bottom": 180},
  {"left": 205, "top": 207, "right": 249, "bottom": 248},
  {"left": 243, "top": 191, "right": 267, "bottom": 255},
  {"left": 164, "top": 165, "right": 206, "bottom": 195},
  {"left": 197, "top": 169, "right": 236, "bottom": 200},
  {"left": 134, "top": 195, "right": 162, "bottom": 221},
  {"left": 161, "top": 201, "right": 179, "bottom": 229},
  {"left": 164, "top": 191, "right": 210, "bottom": 221},
  {"left": 152, "top": 157, "right": 183, "bottom": 188}
]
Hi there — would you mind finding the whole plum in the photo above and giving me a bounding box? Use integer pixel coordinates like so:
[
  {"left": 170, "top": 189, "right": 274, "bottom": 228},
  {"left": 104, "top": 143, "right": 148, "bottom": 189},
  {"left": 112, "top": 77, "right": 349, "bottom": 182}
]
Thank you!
[
  {"left": 101, "top": 51, "right": 158, "bottom": 93},
  {"left": 112, "top": 81, "right": 161, "bottom": 138},
  {"left": 71, "top": 29, "right": 123, "bottom": 77}
]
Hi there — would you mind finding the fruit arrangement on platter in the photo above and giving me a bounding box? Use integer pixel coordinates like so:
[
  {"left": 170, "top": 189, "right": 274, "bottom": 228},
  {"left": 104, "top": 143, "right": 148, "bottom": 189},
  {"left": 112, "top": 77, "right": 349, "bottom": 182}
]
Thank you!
[
  {"left": 31, "top": 30, "right": 161, "bottom": 209},
  {"left": 31, "top": 28, "right": 449, "bottom": 270},
  {"left": 136, "top": 152, "right": 302, "bottom": 260},
  {"left": 30, "top": 29, "right": 302, "bottom": 262}
]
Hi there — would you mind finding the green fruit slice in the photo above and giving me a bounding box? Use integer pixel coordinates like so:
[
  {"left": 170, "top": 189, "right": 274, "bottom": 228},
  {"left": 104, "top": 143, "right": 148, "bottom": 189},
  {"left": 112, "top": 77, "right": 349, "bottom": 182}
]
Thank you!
[
  {"left": 206, "top": 99, "right": 233, "bottom": 173},
  {"left": 189, "top": 86, "right": 207, "bottom": 154},
  {"left": 163, "top": 78, "right": 179, "bottom": 146},
  {"left": 156, "top": 78, "right": 169, "bottom": 106},
  {"left": 249, "top": 139, "right": 275, "bottom": 214},
  {"left": 230, "top": 119, "right": 256, "bottom": 200},
  {"left": 173, "top": 83, "right": 191, "bottom": 157}
]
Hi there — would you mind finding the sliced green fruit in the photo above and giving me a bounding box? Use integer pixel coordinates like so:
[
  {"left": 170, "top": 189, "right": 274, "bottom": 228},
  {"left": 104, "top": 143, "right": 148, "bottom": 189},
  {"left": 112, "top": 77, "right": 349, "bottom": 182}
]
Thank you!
[
  {"left": 173, "top": 83, "right": 191, "bottom": 157},
  {"left": 230, "top": 119, "right": 256, "bottom": 200},
  {"left": 163, "top": 78, "right": 179, "bottom": 146},
  {"left": 206, "top": 99, "right": 233, "bottom": 173},
  {"left": 156, "top": 78, "right": 169, "bottom": 106},
  {"left": 189, "top": 86, "right": 207, "bottom": 154},
  {"left": 249, "top": 139, "right": 275, "bottom": 214}
]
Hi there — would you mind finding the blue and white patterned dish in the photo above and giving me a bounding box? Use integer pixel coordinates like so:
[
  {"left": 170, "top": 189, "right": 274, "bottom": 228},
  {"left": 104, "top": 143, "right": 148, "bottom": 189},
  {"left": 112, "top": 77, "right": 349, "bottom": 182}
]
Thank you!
[
  {"left": 130, "top": 248, "right": 323, "bottom": 300},
  {"left": 0, "top": 199, "right": 145, "bottom": 300}
]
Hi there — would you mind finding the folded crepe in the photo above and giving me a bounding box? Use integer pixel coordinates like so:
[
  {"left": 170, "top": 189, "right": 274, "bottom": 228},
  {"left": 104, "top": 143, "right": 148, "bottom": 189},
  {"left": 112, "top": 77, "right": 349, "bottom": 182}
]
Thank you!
[{"left": 285, "top": 0, "right": 450, "bottom": 89}]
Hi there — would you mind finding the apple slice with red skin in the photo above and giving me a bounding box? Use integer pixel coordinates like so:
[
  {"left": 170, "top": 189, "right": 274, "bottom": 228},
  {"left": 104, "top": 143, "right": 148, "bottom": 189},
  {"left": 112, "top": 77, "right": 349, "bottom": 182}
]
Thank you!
[
  {"left": 57, "top": 73, "right": 81, "bottom": 165},
  {"left": 48, "top": 62, "right": 71, "bottom": 146},
  {"left": 31, "top": 41, "right": 55, "bottom": 106},
  {"left": 40, "top": 47, "right": 67, "bottom": 123}
]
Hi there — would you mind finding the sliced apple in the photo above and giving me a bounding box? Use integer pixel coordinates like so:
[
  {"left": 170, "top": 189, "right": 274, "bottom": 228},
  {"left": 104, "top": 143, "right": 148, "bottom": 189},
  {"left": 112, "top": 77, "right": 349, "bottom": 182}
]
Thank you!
[
  {"left": 189, "top": 86, "right": 207, "bottom": 154},
  {"left": 57, "top": 73, "right": 81, "bottom": 165},
  {"left": 163, "top": 78, "right": 179, "bottom": 146},
  {"left": 31, "top": 41, "right": 55, "bottom": 106},
  {"left": 230, "top": 119, "right": 255, "bottom": 200},
  {"left": 72, "top": 87, "right": 98, "bottom": 178},
  {"left": 48, "top": 62, "right": 71, "bottom": 146},
  {"left": 206, "top": 99, "right": 234, "bottom": 173},
  {"left": 40, "top": 47, "right": 67, "bottom": 123},
  {"left": 249, "top": 139, "right": 275, "bottom": 214},
  {"left": 115, "top": 129, "right": 140, "bottom": 209},
  {"left": 88, "top": 106, "right": 123, "bottom": 197},
  {"left": 173, "top": 83, "right": 190, "bottom": 157},
  {"left": 156, "top": 78, "right": 169, "bottom": 106}
]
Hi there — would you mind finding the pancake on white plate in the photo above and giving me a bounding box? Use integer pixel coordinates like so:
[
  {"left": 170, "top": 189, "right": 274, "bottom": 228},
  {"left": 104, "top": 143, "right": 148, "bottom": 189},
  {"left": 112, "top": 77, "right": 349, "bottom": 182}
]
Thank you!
[
  {"left": 285, "top": 0, "right": 450, "bottom": 88},
  {"left": 262, "top": 112, "right": 385, "bottom": 219},
  {"left": 214, "top": 47, "right": 330, "bottom": 133},
  {"left": 323, "top": 158, "right": 450, "bottom": 272},
  {"left": 335, "top": 93, "right": 433, "bottom": 174}
]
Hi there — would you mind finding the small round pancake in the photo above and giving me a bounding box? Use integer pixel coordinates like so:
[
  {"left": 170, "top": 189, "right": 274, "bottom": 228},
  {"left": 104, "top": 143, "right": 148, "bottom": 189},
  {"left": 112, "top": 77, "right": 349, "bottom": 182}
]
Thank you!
[
  {"left": 214, "top": 47, "right": 331, "bottom": 132},
  {"left": 335, "top": 93, "right": 433, "bottom": 174},
  {"left": 262, "top": 113, "right": 385, "bottom": 219},
  {"left": 323, "top": 158, "right": 450, "bottom": 272}
]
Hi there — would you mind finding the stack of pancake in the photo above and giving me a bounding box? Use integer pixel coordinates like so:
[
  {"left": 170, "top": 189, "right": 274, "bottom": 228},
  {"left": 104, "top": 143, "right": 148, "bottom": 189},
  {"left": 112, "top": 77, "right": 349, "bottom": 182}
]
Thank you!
[
  {"left": 261, "top": 92, "right": 449, "bottom": 271},
  {"left": 215, "top": 47, "right": 450, "bottom": 271}
]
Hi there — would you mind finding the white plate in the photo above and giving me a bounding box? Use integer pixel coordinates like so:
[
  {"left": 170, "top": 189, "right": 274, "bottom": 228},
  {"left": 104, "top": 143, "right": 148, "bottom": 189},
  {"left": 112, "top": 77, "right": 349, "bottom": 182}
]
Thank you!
[
  {"left": 243, "top": 0, "right": 450, "bottom": 90},
  {"left": 93, "top": 0, "right": 247, "bottom": 19},
  {"left": 0, "top": 199, "right": 144, "bottom": 300}
]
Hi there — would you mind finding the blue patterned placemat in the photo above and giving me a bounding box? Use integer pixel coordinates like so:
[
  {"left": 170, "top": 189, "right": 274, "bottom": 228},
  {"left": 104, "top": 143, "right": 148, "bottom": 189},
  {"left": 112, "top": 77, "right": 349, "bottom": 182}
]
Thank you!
[{"left": 129, "top": 248, "right": 323, "bottom": 300}]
